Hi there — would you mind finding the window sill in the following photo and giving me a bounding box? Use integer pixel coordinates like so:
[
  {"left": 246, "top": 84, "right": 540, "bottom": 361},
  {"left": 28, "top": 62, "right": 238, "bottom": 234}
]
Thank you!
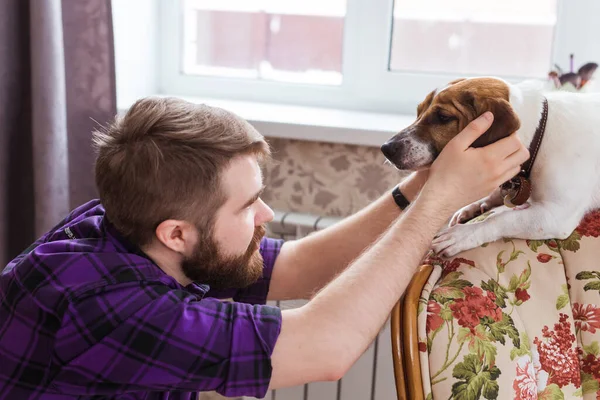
[{"left": 118, "top": 96, "right": 416, "bottom": 147}]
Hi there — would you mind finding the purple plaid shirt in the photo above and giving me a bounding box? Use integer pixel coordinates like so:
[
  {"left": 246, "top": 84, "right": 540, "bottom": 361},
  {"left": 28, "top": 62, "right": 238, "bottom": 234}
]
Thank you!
[{"left": 0, "top": 200, "right": 283, "bottom": 399}]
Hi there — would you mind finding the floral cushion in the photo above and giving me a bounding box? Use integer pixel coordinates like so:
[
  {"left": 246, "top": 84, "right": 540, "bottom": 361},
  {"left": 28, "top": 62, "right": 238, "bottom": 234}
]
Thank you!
[{"left": 418, "top": 209, "right": 600, "bottom": 400}]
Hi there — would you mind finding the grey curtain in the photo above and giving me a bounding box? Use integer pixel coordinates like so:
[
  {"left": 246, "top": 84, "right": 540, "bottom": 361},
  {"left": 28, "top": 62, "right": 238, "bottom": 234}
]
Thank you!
[{"left": 0, "top": 0, "right": 116, "bottom": 266}]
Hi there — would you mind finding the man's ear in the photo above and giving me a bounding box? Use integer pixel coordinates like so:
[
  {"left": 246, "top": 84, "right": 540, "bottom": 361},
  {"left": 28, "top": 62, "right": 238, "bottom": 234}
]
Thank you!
[
  {"left": 463, "top": 94, "right": 521, "bottom": 148},
  {"left": 155, "top": 219, "right": 196, "bottom": 254}
]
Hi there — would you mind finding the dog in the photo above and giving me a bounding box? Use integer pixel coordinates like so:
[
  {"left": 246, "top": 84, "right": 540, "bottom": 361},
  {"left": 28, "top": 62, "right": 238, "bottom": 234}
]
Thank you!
[{"left": 381, "top": 77, "right": 600, "bottom": 258}]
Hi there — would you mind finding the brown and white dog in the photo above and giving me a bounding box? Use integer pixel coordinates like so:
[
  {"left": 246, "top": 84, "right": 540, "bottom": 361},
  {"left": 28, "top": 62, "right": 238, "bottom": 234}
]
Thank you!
[{"left": 381, "top": 77, "right": 600, "bottom": 257}]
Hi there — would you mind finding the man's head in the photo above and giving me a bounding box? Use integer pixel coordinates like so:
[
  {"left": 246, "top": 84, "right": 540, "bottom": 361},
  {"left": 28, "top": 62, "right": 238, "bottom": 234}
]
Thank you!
[
  {"left": 93, "top": 97, "right": 274, "bottom": 289},
  {"left": 381, "top": 77, "right": 521, "bottom": 170}
]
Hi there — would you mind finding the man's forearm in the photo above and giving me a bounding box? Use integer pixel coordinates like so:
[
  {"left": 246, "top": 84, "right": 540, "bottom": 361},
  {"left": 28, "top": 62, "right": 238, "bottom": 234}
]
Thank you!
[
  {"left": 269, "top": 173, "right": 426, "bottom": 300},
  {"left": 268, "top": 110, "right": 529, "bottom": 388},
  {"left": 269, "top": 194, "right": 452, "bottom": 388}
]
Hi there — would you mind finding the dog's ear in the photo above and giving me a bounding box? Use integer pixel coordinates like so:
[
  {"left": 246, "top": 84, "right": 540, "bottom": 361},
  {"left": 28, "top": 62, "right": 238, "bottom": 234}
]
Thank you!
[
  {"left": 417, "top": 90, "right": 436, "bottom": 117},
  {"left": 462, "top": 93, "right": 521, "bottom": 148},
  {"left": 449, "top": 78, "right": 466, "bottom": 85}
]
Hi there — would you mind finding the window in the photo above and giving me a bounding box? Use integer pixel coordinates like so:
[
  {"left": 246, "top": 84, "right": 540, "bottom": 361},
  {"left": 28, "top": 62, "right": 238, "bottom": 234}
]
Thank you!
[
  {"left": 182, "top": 0, "right": 346, "bottom": 85},
  {"left": 390, "top": 0, "right": 557, "bottom": 77},
  {"left": 150, "top": 0, "right": 593, "bottom": 115}
]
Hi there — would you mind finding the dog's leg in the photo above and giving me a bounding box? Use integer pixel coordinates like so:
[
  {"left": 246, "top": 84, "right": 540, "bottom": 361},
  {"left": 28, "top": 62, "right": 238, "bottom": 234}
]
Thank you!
[
  {"left": 449, "top": 187, "right": 504, "bottom": 227},
  {"left": 432, "top": 202, "right": 587, "bottom": 257}
]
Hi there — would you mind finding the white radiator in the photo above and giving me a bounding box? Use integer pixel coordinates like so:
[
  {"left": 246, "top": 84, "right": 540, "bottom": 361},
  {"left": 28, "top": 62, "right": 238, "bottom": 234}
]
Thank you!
[{"left": 245, "top": 210, "right": 397, "bottom": 400}]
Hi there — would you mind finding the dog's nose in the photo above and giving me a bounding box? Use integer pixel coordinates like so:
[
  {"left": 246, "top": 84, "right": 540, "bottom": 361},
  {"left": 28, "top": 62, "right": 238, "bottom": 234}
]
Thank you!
[{"left": 381, "top": 141, "right": 398, "bottom": 159}]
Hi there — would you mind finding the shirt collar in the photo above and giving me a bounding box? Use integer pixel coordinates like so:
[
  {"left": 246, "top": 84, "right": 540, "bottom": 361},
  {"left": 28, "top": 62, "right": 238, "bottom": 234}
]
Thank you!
[{"left": 100, "top": 212, "right": 212, "bottom": 296}]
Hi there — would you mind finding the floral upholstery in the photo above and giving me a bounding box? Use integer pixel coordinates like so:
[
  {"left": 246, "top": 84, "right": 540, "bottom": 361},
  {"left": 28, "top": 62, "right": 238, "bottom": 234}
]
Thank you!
[{"left": 418, "top": 209, "right": 600, "bottom": 400}]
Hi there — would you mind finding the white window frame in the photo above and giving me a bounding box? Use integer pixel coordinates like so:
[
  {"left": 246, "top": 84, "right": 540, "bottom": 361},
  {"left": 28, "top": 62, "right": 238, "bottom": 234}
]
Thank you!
[
  {"left": 113, "top": 0, "right": 599, "bottom": 145},
  {"left": 157, "top": 0, "right": 584, "bottom": 115}
]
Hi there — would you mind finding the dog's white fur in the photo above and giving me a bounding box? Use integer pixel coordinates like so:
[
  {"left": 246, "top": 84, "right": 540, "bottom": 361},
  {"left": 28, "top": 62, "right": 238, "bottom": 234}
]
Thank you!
[{"left": 431, "top": 79, "right": 600, "bottom": 257}]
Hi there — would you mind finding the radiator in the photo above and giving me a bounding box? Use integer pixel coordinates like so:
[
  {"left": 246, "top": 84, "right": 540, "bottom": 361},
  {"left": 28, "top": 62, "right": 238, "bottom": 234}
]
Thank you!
[{"left": 244, "top": 210, "right": 397, "bottom": 400}]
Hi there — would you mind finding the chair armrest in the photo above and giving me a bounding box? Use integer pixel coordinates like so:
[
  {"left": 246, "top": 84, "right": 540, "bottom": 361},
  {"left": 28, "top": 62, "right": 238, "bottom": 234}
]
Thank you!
[{"left": 391, "top": 264, "right": 434, "bottom": 400}]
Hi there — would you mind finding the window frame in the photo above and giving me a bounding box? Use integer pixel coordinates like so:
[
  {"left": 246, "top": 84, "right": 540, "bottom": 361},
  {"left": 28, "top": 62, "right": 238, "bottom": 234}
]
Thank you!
[{"left": 157, "top": 0, "right": 583, "bottom": 115}]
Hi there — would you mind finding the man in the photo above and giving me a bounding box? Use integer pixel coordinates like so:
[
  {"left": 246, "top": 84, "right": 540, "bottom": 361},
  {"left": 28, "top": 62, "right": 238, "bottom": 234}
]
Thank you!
[{"left": 0, "top": 97, "right": 529, "bottom": 399}]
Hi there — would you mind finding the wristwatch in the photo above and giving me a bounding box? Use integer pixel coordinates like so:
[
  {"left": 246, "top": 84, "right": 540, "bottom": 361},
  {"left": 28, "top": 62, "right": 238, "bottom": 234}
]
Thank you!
[{"left": 392, "top": 185, "right": 410, "bottom": 210}]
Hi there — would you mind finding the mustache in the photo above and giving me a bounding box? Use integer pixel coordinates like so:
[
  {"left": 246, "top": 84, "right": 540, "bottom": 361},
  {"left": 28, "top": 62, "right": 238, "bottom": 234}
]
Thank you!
[{"left": 247, "top": 224, "right": 266, "bottom": 255}]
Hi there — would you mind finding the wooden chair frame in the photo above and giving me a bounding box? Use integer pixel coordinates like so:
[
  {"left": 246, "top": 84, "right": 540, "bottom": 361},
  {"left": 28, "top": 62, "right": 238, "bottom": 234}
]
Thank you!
[{"left": 390, "top": 264, "right": 434, "bottom": 400}]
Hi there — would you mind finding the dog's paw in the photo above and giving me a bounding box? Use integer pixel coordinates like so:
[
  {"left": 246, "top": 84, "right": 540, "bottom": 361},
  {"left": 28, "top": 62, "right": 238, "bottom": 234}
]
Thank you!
[
  {"left": 449, "top": 201, "right": 492, "bottom": 227},
  {"left": 432, "top": 224, "right": 481, "bottom": 258}
]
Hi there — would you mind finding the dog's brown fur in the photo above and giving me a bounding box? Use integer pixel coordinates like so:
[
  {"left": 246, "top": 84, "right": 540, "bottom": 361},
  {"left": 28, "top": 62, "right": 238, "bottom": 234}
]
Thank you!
[
  {"left": 416, "top": 78, "right": 521, "bottom": 152},
  {"left": 382, "top": 77, "right": 524, "bottom": 170},
  {"left": 422, "top": 78, "right": 520, "bottom": 151}
]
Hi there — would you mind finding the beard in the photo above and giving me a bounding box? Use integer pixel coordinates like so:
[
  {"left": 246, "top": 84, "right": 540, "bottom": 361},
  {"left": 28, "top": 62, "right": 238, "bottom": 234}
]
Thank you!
[{"left": 181, "top": 224, "right": 266, "bottom": 290}]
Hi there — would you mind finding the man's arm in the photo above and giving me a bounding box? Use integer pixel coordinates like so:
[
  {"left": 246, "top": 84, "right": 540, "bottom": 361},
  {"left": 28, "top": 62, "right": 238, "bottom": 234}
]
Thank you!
[
  {"left": 52, "top": 288, "right": 281, "bottom": 399},
  {"left": 271, "top": 191, "right": 452, "bottom": 386},
  {"left": 268, "top": 170, "right": 428, "bottom": 301},
  {"left": 268, "top": 113, "right": 530, "bottom": 389}
]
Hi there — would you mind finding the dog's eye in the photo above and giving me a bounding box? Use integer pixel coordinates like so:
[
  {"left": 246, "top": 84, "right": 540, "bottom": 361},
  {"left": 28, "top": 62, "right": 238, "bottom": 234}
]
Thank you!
[{"left": 437, "top": 112, "right": 454, "bottom": 123}]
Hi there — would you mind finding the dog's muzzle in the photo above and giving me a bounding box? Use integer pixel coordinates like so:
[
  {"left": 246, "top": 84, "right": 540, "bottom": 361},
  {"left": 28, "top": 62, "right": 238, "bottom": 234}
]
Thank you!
[{"left": 381, "top": 132, "right": 436, "bottom": 170}]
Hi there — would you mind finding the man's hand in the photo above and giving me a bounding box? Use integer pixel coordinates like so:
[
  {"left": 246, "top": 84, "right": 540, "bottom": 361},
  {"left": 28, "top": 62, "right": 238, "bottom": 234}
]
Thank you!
[
  {"left": 397, "top": 112, "right": 528, "bottom": 208},
  {"left": 422, "top": 112, "right": 530, "bottom": 215}
]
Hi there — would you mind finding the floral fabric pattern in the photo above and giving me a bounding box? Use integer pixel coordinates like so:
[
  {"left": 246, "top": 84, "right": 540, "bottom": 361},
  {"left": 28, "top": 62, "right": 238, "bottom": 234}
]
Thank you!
[{"left": 418, "top": 209, "right": 600, "bottom": 399}]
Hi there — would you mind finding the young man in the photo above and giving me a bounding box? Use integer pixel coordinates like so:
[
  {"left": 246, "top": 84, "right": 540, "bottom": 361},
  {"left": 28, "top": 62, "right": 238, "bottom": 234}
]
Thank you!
[{"left": 0, "top": 97, "right": 528, "bottom": 399}]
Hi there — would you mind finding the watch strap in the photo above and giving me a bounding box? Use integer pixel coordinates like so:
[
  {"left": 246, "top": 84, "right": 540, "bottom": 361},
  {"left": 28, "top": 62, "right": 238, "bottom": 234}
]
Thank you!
[{"left": 392, "top": 185, "right": 410, "bottom": 210}]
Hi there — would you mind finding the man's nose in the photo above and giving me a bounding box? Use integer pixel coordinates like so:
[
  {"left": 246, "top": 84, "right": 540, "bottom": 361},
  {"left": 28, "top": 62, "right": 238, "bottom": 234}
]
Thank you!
[{"left": 256, "top": 199, "right": 274, "bottom": 225}]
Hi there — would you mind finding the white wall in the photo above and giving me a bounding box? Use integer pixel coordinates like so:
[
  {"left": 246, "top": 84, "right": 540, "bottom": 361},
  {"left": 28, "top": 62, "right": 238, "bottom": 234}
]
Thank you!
[
  {"left": 112, "top": 0, "right": 160, "bottom": 110},
  {"left": 553, "top": 0, "right": 600, "bottom": 72}
]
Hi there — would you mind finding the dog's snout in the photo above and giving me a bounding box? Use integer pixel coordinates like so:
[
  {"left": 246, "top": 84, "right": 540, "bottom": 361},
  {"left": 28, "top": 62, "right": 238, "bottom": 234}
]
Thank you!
[
  {"left": 381, "top": 132, "right": 436, "bottom": 170},
  {"left": 381, "top": 141, "right": 400, "bottom": 159}
]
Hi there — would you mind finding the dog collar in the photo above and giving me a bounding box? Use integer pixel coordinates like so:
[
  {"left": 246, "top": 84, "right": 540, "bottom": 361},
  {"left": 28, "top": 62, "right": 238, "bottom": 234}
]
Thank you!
[{"left": 501, "top": 97, "right": 549, "bottom": 207}]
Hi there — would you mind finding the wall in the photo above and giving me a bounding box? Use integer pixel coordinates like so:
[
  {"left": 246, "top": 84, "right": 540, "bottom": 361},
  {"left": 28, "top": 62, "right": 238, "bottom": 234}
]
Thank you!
[
  {"left": 553, "top": 0, "right": 600, "bottom": 71},
  {"left": 262, "top": 138, "right": 407, "bottom": 217}
]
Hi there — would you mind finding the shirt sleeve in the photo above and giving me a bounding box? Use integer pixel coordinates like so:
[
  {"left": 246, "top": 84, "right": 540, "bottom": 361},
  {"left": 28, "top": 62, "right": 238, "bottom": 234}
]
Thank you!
[
  {"left": 206, "top": 237, "right": 284, "bottom": 304},
  {"left": 51, "top": 283, "right": 282, "bottom": 398}
]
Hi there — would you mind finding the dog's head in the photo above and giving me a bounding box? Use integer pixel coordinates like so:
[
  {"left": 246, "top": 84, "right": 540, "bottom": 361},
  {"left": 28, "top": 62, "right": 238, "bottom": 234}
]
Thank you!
[{"left": 381, "top": 77, "right": 521, "bottom": 170}]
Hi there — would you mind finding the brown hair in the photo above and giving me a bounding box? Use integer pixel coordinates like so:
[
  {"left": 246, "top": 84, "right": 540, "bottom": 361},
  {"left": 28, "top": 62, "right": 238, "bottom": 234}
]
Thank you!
[{"left": 93, "top": 96, "right": 270, "bottom": 246}]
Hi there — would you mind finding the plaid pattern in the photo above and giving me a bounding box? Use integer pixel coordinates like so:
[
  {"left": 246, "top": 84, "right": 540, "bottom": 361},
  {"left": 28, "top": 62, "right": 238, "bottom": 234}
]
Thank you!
[{"left": 0, "top": 200, "right": 283, "bottom": 399}]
